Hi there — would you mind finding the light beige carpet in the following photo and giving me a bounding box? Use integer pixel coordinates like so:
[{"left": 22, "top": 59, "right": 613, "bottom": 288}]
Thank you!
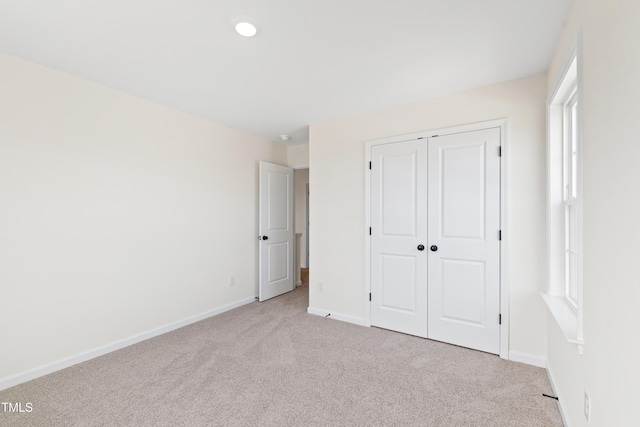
[{"left": 0, "top": 284, "right": 563, "bottom": 426}]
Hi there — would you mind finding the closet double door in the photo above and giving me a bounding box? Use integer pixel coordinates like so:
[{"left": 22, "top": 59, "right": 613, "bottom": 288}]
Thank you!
[{"left": 370, "top": 128, "right": 501, "bottom": 354}]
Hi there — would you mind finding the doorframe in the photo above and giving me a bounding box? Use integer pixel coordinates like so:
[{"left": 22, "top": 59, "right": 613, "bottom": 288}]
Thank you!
[
  {"left": 305, "top": 182, "right": 310, "bottom": 268},
  {"left": 291, "top": 165, "right": 310, "bottom": 274},
  {"left": 364, "top": 119, "right": 509, "bottom": 360}
]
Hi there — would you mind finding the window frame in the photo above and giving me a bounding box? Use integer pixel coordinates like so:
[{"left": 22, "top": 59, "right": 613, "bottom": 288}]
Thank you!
[
  {"left": 563, "top": 89, "right": 579, "bottom": 308},
  {"left": 543, "top": 44, "right": 584, "bottom": 353}
]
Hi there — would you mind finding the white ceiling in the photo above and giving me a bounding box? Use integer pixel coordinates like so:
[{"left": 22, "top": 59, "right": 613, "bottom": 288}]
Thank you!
[{"left": 0, "top": 0, "right": 572, "bottom": 145}]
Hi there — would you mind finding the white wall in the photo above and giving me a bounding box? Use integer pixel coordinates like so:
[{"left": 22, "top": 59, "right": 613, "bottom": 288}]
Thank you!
[
  {"left": 0, "top": 53, "right": 286, "bottom": 383},
  {"left": 309, "top": 74, "right": 548, "bottom": 360},
  {"left": 546, "top": 1, "right": 640, "bottom": 425}
]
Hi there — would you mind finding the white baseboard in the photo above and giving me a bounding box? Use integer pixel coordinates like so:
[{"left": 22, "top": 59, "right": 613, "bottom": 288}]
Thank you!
[
  {"left": 546, "top": 363, "right": 571, "bottom": 427},
  {"left": 0, "top": 296, "right": 257, "bottom": 391},
  {"left": 307, "top": 306, "right": 369, "bottom": 327},
  {"left": 508, "top": 351, "right": 547, "bottom": 368}
]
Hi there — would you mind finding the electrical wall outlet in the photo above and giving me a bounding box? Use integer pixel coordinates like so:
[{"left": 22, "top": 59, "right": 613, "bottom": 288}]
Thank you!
[
  {"left": 584, "top": 391, "right": 590, "bottom": 423},
  {"left": 318, "top": 281, "right": 324, "bottom": 292},
  {"left": 229, "top": 276, "right": 235, "bottom": 287}
]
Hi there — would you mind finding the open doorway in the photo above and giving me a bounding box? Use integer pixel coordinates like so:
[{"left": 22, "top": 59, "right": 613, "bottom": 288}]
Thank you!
[{"left": 294, "top": 168, "right": 309, "bottom": 286}]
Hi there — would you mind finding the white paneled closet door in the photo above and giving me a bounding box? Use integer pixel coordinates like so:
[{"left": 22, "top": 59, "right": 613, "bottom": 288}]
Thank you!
[
  {"left": 369, "top": 128, "right": 501, "bottom": 354},
  {"left": 370, "top": 140, "right": 428, "bottom": 338},
  {"left": 426, "top": 128, "right": 501, "bottom": 354}
]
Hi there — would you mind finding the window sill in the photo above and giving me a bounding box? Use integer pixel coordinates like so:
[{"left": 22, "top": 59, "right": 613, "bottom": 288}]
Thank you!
[{"left": 541, "top": 292, "right": 584, "bottom": 354}]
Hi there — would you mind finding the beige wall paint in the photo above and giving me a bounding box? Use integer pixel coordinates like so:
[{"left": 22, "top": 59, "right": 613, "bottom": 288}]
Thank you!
[
  {"left": 309, "top": 74, "right": 548, "bottom": 359},
  {"left": 0, "top": 53, "right": 286, "bottom": 381},
  {"left": 546, "top": 1, "right": 640, "bottom": 425}
]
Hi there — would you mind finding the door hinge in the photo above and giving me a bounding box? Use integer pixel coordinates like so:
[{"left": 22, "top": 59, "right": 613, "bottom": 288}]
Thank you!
[
  {"left": 499, "top": 314, "right": 502, "bottom": 325},
  {"left": 499, "top": 230, "right": 502, "bottom": 240},
  {"left": 369, "top": 227, "right": 372, "bottom": 236},
  {"left": 369, "top": 161, "right": 372, "bottom": 170},
  {"left": 498, "top": 146, "right": 502, "bottom": 157},
  {"left": 369, "top": 293, "right": 372, "bottom": 302}
]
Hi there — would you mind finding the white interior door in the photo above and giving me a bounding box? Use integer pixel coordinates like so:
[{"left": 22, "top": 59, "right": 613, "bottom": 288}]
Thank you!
[
  {"left": 370, "top": 140, "right": 428, "bottom": 337},
  {"left": 427, "top": 128, "right": 501, "bottom": 354},
  {"left": 259, "top": 161, "right": 294, "bottom": 301}
]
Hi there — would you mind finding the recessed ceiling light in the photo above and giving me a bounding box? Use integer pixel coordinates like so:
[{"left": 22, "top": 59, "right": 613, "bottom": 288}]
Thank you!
[
  {"left": 235, "top": 22, "right": 257, "bottom": 37},
  {"left": 232, "top": 16, "right": 259, "bottom": 37}
]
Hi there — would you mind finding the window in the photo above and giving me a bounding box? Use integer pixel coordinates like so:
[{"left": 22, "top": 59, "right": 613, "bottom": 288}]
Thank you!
[
  {"left": 544, "top": 49, "right": 583, "bottom": 351},
  {"left": 564, "top": 89, "right": 579, "bottom": 307}
]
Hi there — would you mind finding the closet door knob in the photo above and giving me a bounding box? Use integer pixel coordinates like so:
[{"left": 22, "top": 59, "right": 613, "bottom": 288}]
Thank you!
[
  {"left": 430, "top": 245, "right": 438, "bottom": 252},
  {"left": 417, "top": 245, "right": 425, "bottom": 251}
]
